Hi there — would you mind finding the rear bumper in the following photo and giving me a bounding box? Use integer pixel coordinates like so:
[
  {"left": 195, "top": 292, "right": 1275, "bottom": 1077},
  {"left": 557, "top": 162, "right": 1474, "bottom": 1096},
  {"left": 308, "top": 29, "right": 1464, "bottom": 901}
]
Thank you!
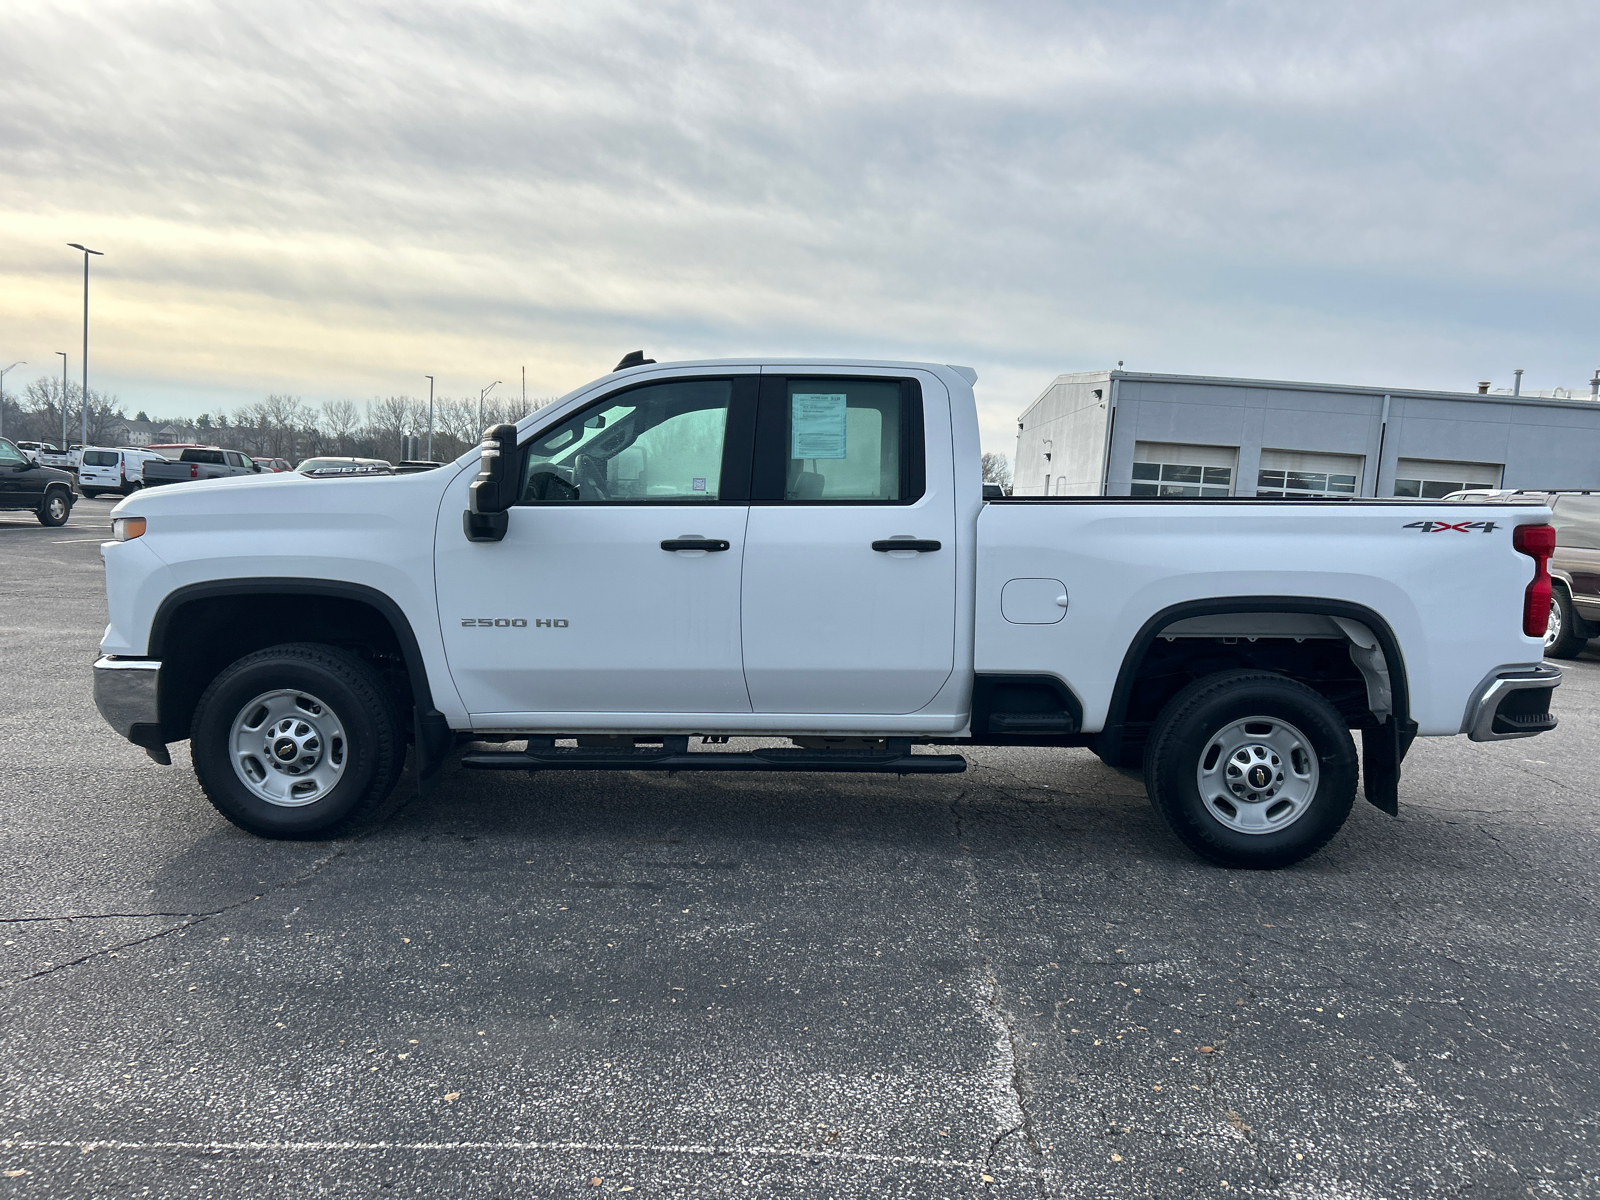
[
  {"left": 93, "top": 655, "right": 162, "bottom": 744},
  {"left": 1465, "top": 664, "right": 1561, "bottom": 741}
]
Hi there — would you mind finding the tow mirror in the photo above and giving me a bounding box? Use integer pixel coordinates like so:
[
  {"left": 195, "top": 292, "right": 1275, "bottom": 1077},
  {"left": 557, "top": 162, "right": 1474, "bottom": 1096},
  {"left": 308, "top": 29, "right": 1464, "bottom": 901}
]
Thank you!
[{"left": 464, "top": 423, "right": 518, "bottom": 542}]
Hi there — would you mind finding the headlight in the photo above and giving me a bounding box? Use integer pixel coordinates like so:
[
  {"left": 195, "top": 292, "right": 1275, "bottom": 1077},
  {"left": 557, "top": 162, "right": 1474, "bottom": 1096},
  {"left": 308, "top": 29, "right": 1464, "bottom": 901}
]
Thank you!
[{"left": 113, "top": 517, "right": 146, "bottom": 541}]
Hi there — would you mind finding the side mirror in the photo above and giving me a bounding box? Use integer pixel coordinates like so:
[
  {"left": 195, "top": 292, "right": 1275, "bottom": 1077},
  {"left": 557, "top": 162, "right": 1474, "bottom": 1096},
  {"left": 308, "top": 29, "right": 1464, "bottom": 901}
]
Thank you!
[{"left": 464, "top": 423, "right": 519, "bottom": 542}]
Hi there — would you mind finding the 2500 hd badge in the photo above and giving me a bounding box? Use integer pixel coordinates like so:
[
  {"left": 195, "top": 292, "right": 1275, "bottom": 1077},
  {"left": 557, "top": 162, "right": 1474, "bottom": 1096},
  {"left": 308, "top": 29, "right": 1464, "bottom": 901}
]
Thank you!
[{"left": 460, "top": 617, "right": 569, "bottom": 628}]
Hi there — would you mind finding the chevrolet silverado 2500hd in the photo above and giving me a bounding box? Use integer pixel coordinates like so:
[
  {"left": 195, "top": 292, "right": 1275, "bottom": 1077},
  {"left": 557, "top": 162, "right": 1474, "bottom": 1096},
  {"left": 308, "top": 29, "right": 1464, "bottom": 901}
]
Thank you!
[{"left": 93, "top": 358, "right": 1561, "bottom": 868}]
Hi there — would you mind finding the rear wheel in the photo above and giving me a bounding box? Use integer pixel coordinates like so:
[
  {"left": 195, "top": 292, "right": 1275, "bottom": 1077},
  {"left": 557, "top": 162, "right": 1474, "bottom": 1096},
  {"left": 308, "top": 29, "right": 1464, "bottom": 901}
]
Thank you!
[
  {"left": 1144, "top": 671, "right": 1357, "bottom": 869},
  {"left": 36, "top": 488, "right": 71, "bottom": 526},
  {"left": 190, "top": 643, "right": 405, "bottom": 838},
  {"left": 81, "top": 487, "right": 103, "bottom": 498},
  {"left": 1544, "top": 586, "right": 1588, "bottom": 659}
]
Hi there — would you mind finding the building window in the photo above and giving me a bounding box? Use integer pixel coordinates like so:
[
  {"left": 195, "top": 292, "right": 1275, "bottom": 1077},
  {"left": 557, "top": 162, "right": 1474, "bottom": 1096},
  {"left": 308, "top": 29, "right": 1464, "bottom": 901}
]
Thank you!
[
  {"left": 1392, "top": 458, "right": 1503, "bottom": 499},
  {"left": 1130, "top": 442, "right": 1236, "bottom": 497},
  {"left": 1255, "top": 450, "right": 1363, "bottom": 498}
]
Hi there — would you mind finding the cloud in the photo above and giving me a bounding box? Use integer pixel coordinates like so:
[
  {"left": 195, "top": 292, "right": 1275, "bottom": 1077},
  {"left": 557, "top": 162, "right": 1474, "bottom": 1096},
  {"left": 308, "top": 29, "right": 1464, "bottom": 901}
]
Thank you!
[{"left": 2, "top": 0, "right": 1596, "bottom": 448}]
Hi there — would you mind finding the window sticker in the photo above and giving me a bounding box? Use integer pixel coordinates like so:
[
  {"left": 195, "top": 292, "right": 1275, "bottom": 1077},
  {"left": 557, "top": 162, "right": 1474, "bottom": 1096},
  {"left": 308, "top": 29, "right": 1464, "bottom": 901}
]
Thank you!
[
  {"left": 692, "top": 477, "right": 707, "bottom": 492},
  {"left": 791, "top": 393, "right": 848, "bottom": 460}
]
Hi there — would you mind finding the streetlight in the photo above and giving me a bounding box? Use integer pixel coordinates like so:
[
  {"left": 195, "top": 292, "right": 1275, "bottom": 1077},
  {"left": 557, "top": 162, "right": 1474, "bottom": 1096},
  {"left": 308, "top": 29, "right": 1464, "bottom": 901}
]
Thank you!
[
  {"left": 56, "top": 352, "right": 68, "bottom": 449},
  {"left": 425, "top": 375, "right": 434, "bottom": 461},
  {"left": 0, "top": 361, "right": 22, "bottom": 442},
  {"left": 479, "top": 380, "right": 501, "bottom": 433},
  {"left": 67, "top": 243, "right": 103, "bottom": 446}
]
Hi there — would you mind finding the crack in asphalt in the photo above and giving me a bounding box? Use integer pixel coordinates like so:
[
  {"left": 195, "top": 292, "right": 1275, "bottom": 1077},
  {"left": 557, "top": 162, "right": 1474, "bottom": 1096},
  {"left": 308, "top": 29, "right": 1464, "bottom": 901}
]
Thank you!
[
  {"left": 2, "top": 844, "right": 352, "bottom": 989},
  {"left": 978, "top": 970, "right": 1048, "bottom": 1195}
]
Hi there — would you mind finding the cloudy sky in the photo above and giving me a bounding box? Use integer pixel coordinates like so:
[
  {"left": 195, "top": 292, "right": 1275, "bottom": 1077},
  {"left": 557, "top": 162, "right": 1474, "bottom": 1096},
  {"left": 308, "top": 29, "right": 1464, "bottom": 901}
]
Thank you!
[{"left": 3, "top": 0, "right": 1597, "bottom": 453}]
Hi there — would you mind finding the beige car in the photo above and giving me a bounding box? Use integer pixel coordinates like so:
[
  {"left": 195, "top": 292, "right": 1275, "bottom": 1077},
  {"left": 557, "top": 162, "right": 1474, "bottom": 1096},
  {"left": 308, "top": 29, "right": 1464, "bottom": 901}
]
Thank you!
[{"left": 1446, "top": 489, "right": 1600, "bottom": 657}]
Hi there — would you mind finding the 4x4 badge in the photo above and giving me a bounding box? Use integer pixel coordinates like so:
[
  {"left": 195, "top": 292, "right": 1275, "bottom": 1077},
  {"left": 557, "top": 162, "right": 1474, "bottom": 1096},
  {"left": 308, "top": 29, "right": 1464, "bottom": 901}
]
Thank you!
[{"left": 1403, "top": 520, "right": 1498, "bottom": 533}]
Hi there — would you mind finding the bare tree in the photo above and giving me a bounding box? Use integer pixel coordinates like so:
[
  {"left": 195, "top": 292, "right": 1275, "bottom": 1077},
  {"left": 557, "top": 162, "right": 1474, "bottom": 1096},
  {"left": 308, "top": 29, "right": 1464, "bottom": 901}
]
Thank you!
[{"left": 981, "top": 451, "right": 1012, "bottom": 491}]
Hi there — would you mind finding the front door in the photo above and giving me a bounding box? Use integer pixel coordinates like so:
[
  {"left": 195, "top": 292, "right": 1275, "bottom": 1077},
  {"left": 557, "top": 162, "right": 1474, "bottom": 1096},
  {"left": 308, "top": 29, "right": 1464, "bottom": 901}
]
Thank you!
[
  {"left": 0, "top": 439, "right": 41, "bottom": 508},
  {"left": 740, "top": 372, "right": 958, "bottom": 714},
  {"left": 435, "top": 373, "right": 758, "bottom": 720}
]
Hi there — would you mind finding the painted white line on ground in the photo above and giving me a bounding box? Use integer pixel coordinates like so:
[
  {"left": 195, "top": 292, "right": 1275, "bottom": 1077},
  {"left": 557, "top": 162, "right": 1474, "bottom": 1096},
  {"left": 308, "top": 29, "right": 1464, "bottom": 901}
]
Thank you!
[{"left": 2, "top": 1138, "right": 995, "bottom": 1173}]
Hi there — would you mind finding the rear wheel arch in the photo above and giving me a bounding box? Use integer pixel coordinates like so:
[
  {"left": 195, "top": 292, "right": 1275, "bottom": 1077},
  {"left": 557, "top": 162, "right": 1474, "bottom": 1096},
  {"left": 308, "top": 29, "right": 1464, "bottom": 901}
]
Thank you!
[{"left": 1096, "top": 596, "right": 1410, "bottom": 770}]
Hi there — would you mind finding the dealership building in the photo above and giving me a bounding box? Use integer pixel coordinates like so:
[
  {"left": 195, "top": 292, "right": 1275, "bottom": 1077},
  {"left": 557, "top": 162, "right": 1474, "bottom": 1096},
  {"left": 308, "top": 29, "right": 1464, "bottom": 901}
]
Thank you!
[{"left": 1012, "top": 369, "right": 1600, "bottom": 499}]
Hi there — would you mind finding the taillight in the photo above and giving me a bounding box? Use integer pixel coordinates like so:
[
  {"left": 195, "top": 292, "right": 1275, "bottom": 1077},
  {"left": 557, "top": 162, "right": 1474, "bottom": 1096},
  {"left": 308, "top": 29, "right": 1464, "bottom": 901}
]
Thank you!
[
  {"left": 190, "top": 463, "right": 199, "bottom": 478},
  {"left": 1513, "top": 523, "right": 1555, "bottom": 637}
]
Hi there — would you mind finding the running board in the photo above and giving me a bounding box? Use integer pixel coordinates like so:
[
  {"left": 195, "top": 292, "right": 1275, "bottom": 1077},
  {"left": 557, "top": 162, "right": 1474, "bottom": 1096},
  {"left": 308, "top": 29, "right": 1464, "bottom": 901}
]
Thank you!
[{"left": 460, "top": 739, "right": 967, "bottom": 775}]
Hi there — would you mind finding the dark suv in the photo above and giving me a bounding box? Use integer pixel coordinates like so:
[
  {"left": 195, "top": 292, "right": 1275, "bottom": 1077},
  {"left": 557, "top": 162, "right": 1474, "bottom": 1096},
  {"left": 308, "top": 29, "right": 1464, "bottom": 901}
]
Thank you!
[
  {"left": 1446, "top": 488, "right": 1600, "bottom": 657},
  {"left": 0, "top": 437, "right": 77, "bottom": 526}
]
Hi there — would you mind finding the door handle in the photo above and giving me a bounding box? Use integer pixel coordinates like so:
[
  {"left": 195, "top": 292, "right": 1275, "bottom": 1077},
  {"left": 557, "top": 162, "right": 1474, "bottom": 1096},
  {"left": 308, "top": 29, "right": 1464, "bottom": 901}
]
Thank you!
[
  {"left": 661, "top": 538, "right": 731, "bottom": 552},
  {"left": 871, "top": 539, "right": 942, "bottom": 553}
]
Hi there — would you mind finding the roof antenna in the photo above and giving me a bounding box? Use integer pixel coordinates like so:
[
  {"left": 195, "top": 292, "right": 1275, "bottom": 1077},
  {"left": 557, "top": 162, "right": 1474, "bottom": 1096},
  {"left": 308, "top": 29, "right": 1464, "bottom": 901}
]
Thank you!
[{"left": 614, "top": 350, "right": 656, "bottom": 371}]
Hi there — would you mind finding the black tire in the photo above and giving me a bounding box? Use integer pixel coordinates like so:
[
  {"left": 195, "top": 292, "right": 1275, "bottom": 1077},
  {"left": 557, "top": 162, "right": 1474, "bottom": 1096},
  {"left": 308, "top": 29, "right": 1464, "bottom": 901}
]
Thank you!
[
  {"left": 36, "top": 488, "right": 71, "bottom": 527},
  {"left": 190, "top": 643, "right": 405, "bottom": 838},
  {"left": 81, "top": 487, "right": 102, "bottom": 499},
  {"left": 1544, "top": 585, "right": 1588, "bottom": 660},
  {"left": 1143, "top": 670, "right": 1357, "bottom": 869}
]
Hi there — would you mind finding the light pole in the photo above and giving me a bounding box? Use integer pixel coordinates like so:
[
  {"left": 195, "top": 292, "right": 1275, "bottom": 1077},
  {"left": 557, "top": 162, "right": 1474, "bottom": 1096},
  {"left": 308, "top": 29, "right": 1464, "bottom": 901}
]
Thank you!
[
  {"left": 0, "top": 361, "right": 22, "bottom": 442},
  {"left": 56, "top": 351, "right": 68, "bottom": 448},
  {"left": 425, "top": 375, "right": 434, "bottom": 460},
  {"left": 479, "top": 380, "right": 501, "bottom": 433},
  {"left": 67, "top": 244, "right": 103, "bottom": 446}
]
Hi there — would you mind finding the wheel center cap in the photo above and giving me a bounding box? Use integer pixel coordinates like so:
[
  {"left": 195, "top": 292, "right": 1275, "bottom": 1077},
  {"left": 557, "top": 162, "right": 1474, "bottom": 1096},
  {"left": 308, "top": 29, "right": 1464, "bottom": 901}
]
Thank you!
[
  {"left": 273, "top": 737, "right": 300, "bottom": 761},
  {"left": 1247, "top": 764, "right": 1272, "bottom": 790}
]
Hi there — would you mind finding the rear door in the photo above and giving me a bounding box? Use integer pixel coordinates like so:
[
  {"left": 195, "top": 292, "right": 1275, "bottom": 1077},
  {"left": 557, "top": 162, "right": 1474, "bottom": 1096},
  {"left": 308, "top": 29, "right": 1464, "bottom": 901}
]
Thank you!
[{"left": 739, "top": 371, "right": 957, "bottom": 714}]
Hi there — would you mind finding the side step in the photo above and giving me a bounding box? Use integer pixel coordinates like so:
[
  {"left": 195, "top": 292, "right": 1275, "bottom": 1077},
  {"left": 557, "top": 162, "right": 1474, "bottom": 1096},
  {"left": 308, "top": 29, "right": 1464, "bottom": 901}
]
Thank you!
[{"left": 460, "top": 737, "right": 966, "bottom": 775}]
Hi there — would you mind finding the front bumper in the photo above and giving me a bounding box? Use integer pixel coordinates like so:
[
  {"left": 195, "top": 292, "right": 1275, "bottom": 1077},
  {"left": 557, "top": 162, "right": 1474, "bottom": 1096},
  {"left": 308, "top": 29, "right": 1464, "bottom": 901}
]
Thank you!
[
  {"left": 1466, "top": 664, "right": 1562, "bottom": 741},
  {"left": 92, "top": 656, "right": 169, "bottom": 762}
]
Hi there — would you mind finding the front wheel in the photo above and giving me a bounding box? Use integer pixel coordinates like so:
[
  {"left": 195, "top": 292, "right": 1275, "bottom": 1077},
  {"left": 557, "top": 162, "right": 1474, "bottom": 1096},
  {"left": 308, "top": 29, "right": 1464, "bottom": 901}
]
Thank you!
[
  {"left": 190, "top": 643, "right": 405, "bottom": 838},
  {"left": 1144, "top": 671, "right": 1357, "bottom": 869},
  {"left": 36, "top": 489, "right": 71, "bottom": 526}
]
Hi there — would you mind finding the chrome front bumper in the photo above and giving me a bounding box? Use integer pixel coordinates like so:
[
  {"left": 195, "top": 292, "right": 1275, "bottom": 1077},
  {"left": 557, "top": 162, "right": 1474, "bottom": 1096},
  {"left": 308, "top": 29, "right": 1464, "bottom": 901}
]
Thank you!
[
  {"left": 1466, "top": 664, "right": 1562, "bottom": 741},
  {"left": 93, "top": 655, "right": 161, "bottom": 741}
]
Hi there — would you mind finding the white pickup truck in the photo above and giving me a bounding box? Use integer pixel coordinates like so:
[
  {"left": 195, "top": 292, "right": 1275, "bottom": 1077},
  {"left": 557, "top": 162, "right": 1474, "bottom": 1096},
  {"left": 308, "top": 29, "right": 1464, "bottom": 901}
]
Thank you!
[{"left": 93, "top": 357, "right": 1562, "bottom": 868}]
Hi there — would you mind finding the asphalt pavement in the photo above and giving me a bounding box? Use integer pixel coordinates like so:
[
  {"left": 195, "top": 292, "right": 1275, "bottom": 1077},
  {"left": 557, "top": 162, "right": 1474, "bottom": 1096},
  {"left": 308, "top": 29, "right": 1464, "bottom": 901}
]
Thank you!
[{"left": 2, "top": 498, "right": 1597, "bottom": 1198}]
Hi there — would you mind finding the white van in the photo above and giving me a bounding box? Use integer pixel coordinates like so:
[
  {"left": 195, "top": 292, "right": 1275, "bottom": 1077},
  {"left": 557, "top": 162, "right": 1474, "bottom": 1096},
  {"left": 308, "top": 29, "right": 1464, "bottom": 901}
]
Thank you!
[{"left": 78, "top": 447, "right": 171, "bottom": 497}]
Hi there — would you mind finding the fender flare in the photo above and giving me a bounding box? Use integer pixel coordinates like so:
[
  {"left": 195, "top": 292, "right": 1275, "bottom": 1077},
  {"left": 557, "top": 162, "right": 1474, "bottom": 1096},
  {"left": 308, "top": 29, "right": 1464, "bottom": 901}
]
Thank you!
[
  {"left": 1097, "top": 595, "right": 1414, "bottom": 815},
  {"left": 149, "top": 578, "right": 453, "bottom": 786}
]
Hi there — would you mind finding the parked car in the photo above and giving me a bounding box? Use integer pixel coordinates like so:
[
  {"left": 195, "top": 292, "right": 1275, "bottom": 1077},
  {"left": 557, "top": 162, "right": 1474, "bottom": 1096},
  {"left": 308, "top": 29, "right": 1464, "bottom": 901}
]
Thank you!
[
  {"left": 33, "top": 444, "right": 76, "bottom": 470},
  {"left": 94, "top": 357, "right": 1562, "bottom": 869},
  {"left": 394, "top": 460, "right": 446, "bottom": 474},
  {"left": 78, "top": 447, "right": 172, "bottom": 497},
  {"left": 0, "top": 437, "right": 76, "bottom": 525},
  {"left": 1445, "top": 488, "right": 1600, "bottom": 658},
  {"left": 142, "top": 447, "right": 261, "bottom": 487},
  {"left": 296, "top": 457, "right": 394, "bottom": 476},
  {"left": 255, "top": 458, "right": 293, "bottom": 473}
]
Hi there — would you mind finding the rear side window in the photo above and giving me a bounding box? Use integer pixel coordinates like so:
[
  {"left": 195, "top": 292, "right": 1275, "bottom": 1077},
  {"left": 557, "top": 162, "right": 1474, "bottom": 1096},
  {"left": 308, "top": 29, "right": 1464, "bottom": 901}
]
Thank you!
[
  {"left": 1552, "top": 495, "right": 1600, "bottom": 550},
  {"left": 180, "top": 449, "right": 226, "bottom": 464},
  {"left": 519, "top": 379, "right": 734, "bottom": 503},
  {"left": 752, "top": 376, "right": 924, "bottom": 504},
  {"left": 82, "top": 450, "right": 119, "bottom": 466}
]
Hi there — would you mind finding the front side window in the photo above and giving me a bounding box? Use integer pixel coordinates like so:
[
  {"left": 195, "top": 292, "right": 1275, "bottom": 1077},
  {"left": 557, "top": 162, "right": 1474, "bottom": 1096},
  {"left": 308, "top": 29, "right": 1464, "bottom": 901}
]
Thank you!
[
  {"left": 519, "top": 379, "right": 732, "bottom": 503},
  {"left": 0, "top": 439, "right": 26, "bottom": 467},
  {"left": 780, "top": 379, "right": 904, "bottom": 501}
]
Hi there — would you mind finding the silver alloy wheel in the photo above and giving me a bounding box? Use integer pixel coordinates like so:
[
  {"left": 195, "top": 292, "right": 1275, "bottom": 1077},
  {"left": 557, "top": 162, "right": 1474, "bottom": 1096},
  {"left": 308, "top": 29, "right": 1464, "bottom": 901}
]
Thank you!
[
  {"left": 1546, "top": 595, "right": 1563, "bottom": 649},
  {"left": 45, "top": 493, "right": 68, "bottom": 522},
  {"left": 228, "top": 688, "right": 348, "bottom": 807},
  {"left": 1196, "top": 715, "right": 1320, "bottom": 835}
]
